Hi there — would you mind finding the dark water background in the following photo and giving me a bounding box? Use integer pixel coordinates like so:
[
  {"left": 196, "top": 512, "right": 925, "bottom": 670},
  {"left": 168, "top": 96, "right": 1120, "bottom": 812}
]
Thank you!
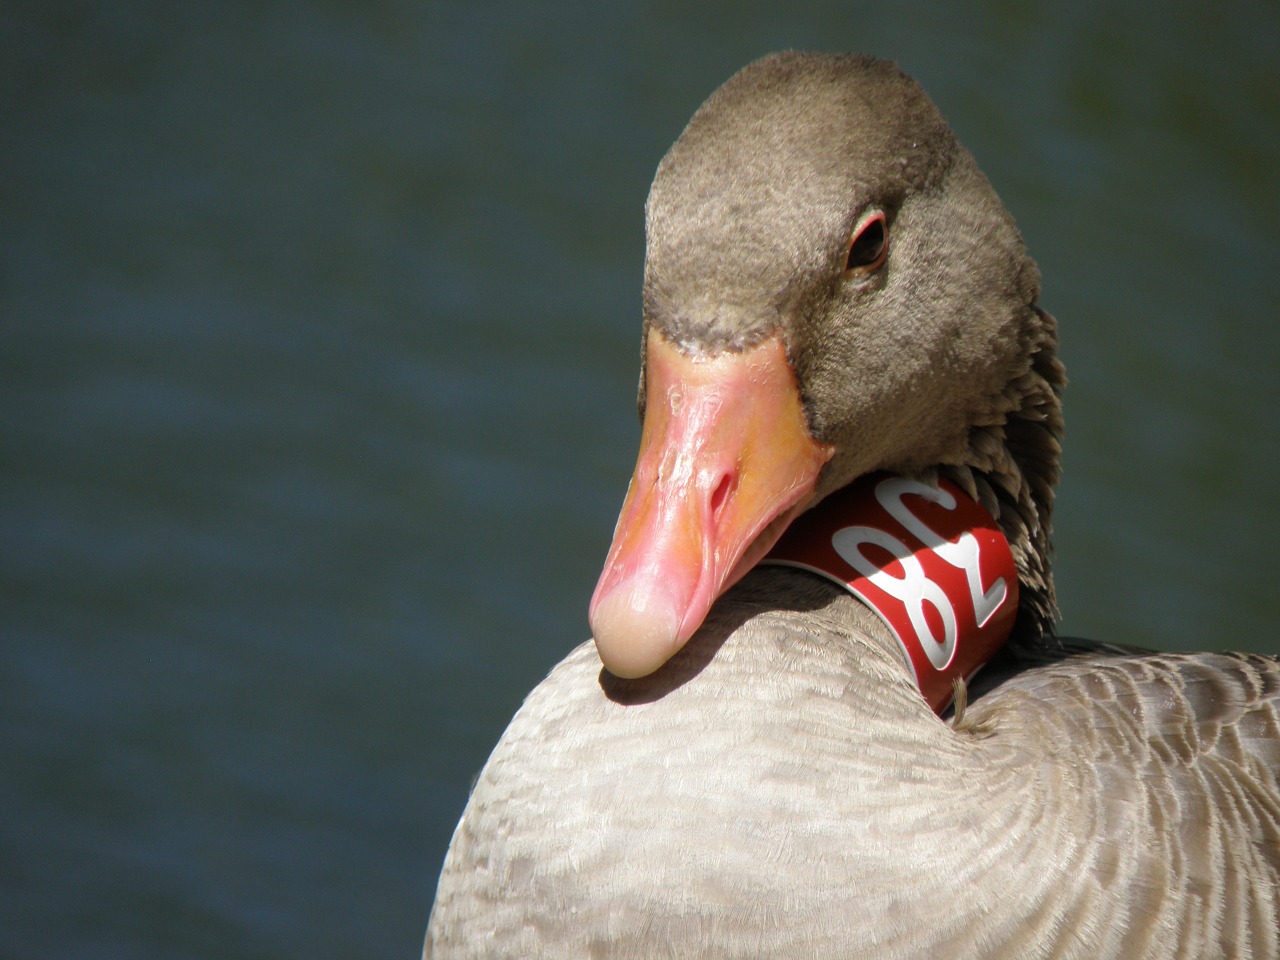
[{"left": 3, "top": 2, "right": 1278, "bottom": 957}]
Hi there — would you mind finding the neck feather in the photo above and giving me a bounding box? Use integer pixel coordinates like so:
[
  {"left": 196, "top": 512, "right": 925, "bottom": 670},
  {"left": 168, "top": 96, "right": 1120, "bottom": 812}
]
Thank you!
[{"left": 938, "top": 307, "right": 1065, "bottom": 650}]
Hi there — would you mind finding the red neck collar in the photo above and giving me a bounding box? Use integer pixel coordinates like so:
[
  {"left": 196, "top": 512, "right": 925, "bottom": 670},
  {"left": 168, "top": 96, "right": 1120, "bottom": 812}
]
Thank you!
[{"left": 763, "top": 473, "right": 1018, "bottom": 714}]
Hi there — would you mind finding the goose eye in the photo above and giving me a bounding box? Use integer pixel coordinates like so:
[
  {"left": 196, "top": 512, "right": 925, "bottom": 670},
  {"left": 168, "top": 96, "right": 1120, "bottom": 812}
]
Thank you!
[{"left": 844, "top": 210, "right": 888, "bottom": 275}]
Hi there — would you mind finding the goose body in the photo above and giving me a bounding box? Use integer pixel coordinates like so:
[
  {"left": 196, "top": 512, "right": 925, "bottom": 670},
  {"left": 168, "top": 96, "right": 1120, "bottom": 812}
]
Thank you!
[{"left": 425, "top": 53, "right": 1280, "bottom": 958}]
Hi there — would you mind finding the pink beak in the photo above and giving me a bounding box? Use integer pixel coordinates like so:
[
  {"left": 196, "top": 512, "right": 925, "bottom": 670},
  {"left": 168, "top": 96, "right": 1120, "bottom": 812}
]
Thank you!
[{"left": 589, "top": 329, "right": 834, "bottom": 678}]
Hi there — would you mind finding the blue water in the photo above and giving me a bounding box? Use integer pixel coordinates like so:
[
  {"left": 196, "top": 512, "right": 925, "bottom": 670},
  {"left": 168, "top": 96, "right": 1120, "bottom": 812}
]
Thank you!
[{"left": 2, "top": 2, "right": 1278, "bottom": 957}]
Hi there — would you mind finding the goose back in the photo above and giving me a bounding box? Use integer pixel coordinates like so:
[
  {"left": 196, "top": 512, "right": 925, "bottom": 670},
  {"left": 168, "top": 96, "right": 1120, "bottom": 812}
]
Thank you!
[{"left": 426, "top": 570, "right": 1280, "bottom": 958}]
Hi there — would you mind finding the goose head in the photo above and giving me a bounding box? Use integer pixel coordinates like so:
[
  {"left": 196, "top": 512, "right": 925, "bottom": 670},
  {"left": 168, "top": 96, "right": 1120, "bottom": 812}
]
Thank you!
[{"left": 590, "top": 52, "right": 1063, "bottom": 679}]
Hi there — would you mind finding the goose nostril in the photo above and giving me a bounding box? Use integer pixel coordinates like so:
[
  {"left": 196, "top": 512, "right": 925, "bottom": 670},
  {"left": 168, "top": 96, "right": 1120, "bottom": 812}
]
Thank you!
[{"left": 710, "top": 472, "right": 734, "bottom": 521}]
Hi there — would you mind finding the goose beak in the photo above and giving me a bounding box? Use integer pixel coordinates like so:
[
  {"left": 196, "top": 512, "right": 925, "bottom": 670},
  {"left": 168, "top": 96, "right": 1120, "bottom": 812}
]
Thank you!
[{"left": 589, "top": 329, "right": 834, "bottom": 678}]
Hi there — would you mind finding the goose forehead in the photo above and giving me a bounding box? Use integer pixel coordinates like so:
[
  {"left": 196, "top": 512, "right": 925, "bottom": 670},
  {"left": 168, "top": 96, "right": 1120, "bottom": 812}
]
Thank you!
[
  {"left": 642, "top": 57, "right": 960, "bottom": 311},
  {"left": 648, "top": 55, "right": 955, "bottom": 217}
]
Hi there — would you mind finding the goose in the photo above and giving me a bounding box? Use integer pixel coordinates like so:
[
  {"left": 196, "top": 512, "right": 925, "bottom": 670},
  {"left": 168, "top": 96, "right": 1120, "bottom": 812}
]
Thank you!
[{"left": 425, "top": 52, "right": 1280, "bottom": 958}]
